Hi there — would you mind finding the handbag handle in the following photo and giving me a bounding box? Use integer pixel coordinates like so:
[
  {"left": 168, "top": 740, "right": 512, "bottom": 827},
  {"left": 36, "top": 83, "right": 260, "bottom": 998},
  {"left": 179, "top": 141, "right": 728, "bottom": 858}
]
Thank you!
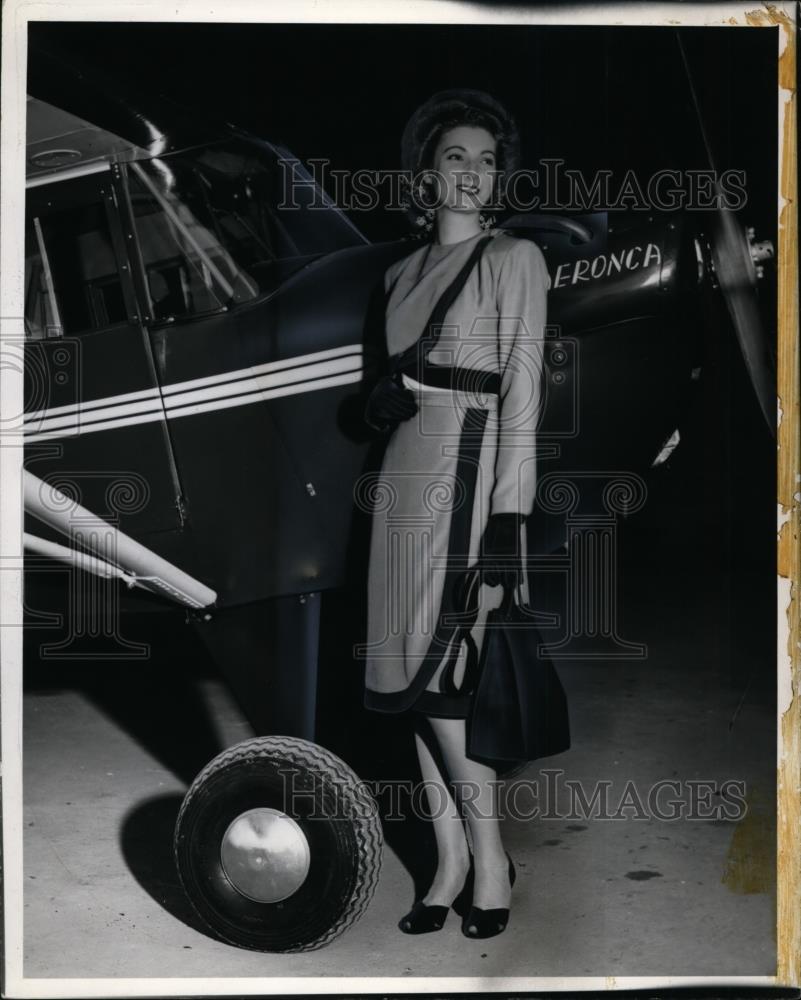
[
  {"left": 454, "top": 567, "right": 519, "bottom": 624},
  {"left": 498, "top": 579, "right": 517, "bottom": 620},
  {"left": 438, "top": 569, "right": 518, "bottom": 697}
]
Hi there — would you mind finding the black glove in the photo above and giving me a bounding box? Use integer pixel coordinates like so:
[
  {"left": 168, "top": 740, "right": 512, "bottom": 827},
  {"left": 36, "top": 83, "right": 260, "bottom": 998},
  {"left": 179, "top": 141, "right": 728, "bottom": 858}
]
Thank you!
[
  {"left": 480, "top": 513, "right": 524, "bottom": 589},
  {"left": 364, "top": 374, "right": 418, "bottom": 432}
]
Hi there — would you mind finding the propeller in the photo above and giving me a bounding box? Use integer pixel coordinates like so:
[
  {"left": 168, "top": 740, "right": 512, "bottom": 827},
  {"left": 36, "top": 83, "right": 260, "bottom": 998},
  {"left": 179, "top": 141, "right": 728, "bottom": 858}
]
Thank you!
[
  {"left": 676, "top": 33, "right": 777, "bottom": 437},
  {"left": 709, "top": 211, "right": 776, "bottom": 433}
]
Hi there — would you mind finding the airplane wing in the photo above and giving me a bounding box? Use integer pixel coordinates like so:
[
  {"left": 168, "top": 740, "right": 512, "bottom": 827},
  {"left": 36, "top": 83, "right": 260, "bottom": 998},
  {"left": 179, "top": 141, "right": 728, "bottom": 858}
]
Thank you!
[{"left": 24, "top": 471, "right": 217, "bottom": 611}]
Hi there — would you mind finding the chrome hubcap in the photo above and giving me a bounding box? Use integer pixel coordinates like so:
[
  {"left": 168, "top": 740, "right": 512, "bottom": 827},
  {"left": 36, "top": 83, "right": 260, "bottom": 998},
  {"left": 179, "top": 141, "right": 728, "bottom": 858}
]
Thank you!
[{"left": 220, "top": 807, "right": 311, "bottom": 903}]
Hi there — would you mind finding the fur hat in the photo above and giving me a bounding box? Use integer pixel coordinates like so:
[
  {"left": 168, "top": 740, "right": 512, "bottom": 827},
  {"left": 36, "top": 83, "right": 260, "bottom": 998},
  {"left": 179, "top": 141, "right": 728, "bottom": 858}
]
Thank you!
[{"left": 400, "top": 88, "right": 521, "bottom": 205}]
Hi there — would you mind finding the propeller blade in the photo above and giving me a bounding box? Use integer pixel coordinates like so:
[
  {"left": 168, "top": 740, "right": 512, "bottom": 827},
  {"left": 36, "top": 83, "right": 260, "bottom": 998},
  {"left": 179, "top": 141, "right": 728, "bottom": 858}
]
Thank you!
[
  {"left": 710, "top": 211, "right": 776, "bottom": 435},
  {"left": 675, "top": 32, "right": 776, "bottom": 438}
]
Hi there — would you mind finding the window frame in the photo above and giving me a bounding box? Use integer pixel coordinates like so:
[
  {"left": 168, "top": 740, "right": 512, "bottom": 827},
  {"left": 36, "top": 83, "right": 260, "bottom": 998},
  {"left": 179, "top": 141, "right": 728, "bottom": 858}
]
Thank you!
[
  {"left": 112, "top": 159, "right": 248, "bottom": 329},
  {"left": 24, "top": 166, "right": 143, "bottom": 338}
]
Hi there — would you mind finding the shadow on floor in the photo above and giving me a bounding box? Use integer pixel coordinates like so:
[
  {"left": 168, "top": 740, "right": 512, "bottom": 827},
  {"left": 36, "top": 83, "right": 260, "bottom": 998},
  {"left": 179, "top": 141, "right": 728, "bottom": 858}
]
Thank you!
[
  {"left": 119, "top": 792, "right": 210, "bottom": 938},
  {"left": 25, "top": 622, "right": 227, "bottom": 787}
]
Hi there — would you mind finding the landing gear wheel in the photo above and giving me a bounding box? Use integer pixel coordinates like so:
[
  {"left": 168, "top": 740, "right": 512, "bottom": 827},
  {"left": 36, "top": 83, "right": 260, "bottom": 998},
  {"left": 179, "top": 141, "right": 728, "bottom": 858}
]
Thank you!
[{"left": 174, "top": 736, "right": 382, "bottom": 952}]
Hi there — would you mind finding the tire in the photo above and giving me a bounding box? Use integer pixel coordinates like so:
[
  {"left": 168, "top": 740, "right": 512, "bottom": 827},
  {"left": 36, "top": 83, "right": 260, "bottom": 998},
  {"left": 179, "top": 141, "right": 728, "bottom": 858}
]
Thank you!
[{"left": 174, "top": 736, "right": 382, "bottom": 952}]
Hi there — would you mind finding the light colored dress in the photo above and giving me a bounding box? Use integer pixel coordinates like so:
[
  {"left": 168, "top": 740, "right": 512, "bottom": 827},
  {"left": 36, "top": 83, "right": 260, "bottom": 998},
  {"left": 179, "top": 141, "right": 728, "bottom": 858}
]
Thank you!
[{"left": 363, "top": 228, "right": 549, "bottom": 714}]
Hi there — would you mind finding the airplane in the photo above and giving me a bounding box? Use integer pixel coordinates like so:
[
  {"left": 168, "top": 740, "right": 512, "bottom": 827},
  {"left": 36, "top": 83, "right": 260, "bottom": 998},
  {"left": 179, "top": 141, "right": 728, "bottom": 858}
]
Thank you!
[{"left": 17, "top": 34, "right": 775, "bottom": 952}]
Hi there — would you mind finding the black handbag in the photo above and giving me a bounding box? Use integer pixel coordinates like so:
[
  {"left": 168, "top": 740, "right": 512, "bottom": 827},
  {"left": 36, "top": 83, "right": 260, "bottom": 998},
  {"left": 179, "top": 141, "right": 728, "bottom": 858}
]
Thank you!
[{"left": 445, "top": 571, "right": 571, "bottom": 767}]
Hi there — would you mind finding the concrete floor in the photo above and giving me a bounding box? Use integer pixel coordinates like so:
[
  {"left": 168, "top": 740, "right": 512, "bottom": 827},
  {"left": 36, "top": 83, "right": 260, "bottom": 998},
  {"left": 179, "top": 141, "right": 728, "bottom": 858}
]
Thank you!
[
  {"left": 21, "top": 397, "right": 778, "bottom": 982},
  {"left": 21, "top": 571, "right": 777, "bottom": 981}
]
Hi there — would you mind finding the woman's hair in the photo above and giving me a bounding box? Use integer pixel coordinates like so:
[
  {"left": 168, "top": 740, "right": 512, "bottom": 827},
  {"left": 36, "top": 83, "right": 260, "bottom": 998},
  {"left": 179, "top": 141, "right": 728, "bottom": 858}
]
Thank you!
[{"left": 400, "top": 89, "right": 521, "bottom": 219}]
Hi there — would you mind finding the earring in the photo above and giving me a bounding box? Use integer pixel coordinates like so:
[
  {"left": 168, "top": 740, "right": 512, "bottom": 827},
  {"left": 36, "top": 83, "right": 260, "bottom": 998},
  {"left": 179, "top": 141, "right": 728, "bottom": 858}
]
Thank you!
[
  {"left": 414, "top": 207, "right": 435, "bottom": 236},
  {"left": 479, "top": 212, "right": 496, "bottom": 230}
]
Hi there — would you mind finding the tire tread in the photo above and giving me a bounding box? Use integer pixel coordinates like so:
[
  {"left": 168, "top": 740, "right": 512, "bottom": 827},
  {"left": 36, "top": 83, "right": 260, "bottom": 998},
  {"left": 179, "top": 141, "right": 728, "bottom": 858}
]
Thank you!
[{"left": 175, "top": 736, "right": 382, "bottom": 952}]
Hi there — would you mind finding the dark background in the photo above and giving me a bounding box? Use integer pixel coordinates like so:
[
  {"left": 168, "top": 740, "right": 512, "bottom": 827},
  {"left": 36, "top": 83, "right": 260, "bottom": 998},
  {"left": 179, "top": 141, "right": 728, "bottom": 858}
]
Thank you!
[{"left": 29, "top": 20, "right": 778, "bottom": 243}]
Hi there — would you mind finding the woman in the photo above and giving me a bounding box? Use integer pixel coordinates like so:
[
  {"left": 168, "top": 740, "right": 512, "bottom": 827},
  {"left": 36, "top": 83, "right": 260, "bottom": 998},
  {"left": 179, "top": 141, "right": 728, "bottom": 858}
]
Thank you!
[{"left": 362, "top": 89, "right": 549, "bottom": 939}]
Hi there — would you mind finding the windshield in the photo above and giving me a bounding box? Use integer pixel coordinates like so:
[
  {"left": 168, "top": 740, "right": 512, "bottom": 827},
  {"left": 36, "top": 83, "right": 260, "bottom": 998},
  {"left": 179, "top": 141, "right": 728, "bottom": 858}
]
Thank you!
[{"left": 134, "top": 138, "right": 367, "bottom": 314}]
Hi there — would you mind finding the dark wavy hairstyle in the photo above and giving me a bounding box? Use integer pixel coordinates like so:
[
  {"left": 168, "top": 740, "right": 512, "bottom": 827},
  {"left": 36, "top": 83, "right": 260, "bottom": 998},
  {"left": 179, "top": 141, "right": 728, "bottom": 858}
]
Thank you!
[{"left": 400, "top": 89, "right": 521, "bottom": 219}]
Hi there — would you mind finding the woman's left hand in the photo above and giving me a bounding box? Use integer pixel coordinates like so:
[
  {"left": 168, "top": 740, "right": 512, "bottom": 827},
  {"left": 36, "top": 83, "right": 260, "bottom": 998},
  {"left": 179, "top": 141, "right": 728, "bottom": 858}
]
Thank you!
[{"left": 480, "top": 513, "right": 524, "bottom": 590}]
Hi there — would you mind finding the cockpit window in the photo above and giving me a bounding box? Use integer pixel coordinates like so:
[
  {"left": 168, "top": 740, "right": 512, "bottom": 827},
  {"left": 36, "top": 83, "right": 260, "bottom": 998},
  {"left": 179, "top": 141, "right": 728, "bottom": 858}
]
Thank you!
[
  {"left": 24, "top": 176, "right": 126, "bottom": 338},
  {"left": 25, "top": 217, "right": 62, "bottom": 339},
  {"left": 135, "top": 138, "right": 366, "bottom": 303},
  {"left": 23, "top": 136, "right": 367, "bottom": 336},
  {"left": 127, "top": 160, "right": 259, "bottom": 320}
]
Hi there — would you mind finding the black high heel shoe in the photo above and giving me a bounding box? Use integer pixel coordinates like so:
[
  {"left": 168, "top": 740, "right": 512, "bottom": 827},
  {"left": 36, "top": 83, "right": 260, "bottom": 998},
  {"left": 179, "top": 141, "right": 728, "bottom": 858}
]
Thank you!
[
  {"left": 398, "top": 856, "right": 474, "bottom": 934},
  {"left": 461, "top": 853, "right": 516, "bottom": 939}
]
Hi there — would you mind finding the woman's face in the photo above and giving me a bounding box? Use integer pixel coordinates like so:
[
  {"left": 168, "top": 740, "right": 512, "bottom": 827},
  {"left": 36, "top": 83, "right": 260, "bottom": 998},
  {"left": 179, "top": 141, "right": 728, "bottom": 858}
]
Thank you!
[{"left": 427, "top": 124, "right": 498, "bottom": 214}]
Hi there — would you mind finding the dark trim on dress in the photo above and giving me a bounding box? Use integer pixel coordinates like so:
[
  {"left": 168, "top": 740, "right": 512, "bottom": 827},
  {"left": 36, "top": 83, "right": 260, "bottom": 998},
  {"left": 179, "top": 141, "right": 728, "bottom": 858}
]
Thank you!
[
  {"left": 364, "top": 406, "right": 489, "bottom": 714},
  {"left": 411, "top": 688, "right": 471, "bottom": 719}
]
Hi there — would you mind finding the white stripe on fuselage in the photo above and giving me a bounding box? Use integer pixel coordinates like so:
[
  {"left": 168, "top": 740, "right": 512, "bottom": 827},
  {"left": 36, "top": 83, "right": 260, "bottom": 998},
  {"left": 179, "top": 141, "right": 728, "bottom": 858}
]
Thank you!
[{"left": 24, "top": 345, "right": 364, "bottom": 442}]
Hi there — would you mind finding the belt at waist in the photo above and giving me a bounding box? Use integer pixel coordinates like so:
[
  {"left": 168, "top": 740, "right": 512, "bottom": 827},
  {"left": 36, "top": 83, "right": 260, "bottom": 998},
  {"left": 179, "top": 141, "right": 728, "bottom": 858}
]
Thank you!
[
  {"left": 399, "top": 373, "right": 499, "bottom": 411},
  {"left": 391, "top": 363, "right": 501, "bottom": 396}
]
